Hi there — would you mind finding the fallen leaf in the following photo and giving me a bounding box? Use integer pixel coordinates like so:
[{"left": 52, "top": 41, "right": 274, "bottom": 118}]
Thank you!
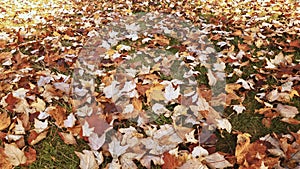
[
  {"left": 47, "top": 106, "right": 66, "bottom": 127},
  {"left": 58, "top": 132, "right": 77, "bottom": 145},
  {"left": 34, "top": 119, "right": 48, "bottom": 133},
  {"left": 24, "top": 147, "right": 36, "bottom": 166},
  {"left": 64, "top": 113, "right": 76, "bottom": 128},
  {"left": 216, "top": 118, "right": 232, "bottom": 133},
  {"left": 88, "top": 133, "right": 106, "bottom": 151},
  {"left": 276, "top": 104, "right": 299, "bottom": 118},
  {"left": 75, "top": 150, "right": 98, "bottom": 169},
  {"left": 4, "top": 143, "right": 27, "bottom": 166},
  {"left": 30, "top": 97, "right": 46, "bottom": 112},
  {"left": 162, "top": 152, "right": 182, "bottom": 169},
  {"left": 235, "top": 133, "right": 251, "bottom": 164},
  {"left": 27, "top": 130, "right": 48, "bottom": 145},
  {"left": 205, "top": 152, "right": 233, "bottom": 168},
  {"left": 108, "top": 137, "right": 129, "bottom": 158},
  {"left": 0, "top": 148, "right": 12, "bottom": 169},
  {"left": 0, "top": 111, "right": 11, "bottom": 131},
  {"left": 232, "top": 105, "right": 246, "bottom": 114}
]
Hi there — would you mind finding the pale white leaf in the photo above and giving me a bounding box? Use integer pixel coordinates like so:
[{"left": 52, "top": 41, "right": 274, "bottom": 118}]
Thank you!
[
  {"left": 82, "top": 121, "right": 94, "bottom": 137},
  {"left": 64, "top": 113, "right": 76, "bottom": 128},
  {"left": 103, "top": 81, "right": 119, "bottom": 99},
  {"left": 276, "top": 104, "right": 299, "bottom": 118},
  {"left": 233, "top": 105, "right": 246, "bottom": 114},
  {"left": 108, "top": 137, "right": 129, "bottom": 158},
  {"left": 75, "top": 150, "right": 98, "bottom": 169},
  {"left": 164, "top": 82, "right": 180, "bottom": 101},
  {"left": 75, "top": 105, "right": 93, "bottom": 117},
  {"left": 152, "top": 103, "right": 169, "bottom": 115},
  {"left": 207, "top": 69, "right": 217, "bottom": 86},
  {"left": 192, "top": 146, "right": 209, "bottom": 158},
  {"left": 179, "top": 159, "right": 208, "bottom": 169},
  {"left": 185, "top": 129, "right": 198, "bottom": 144},
  {"left": 34, "top": 118, "right": 48, "bottom": 133},
  {"left": 216, "top": 119, "right": 232, "bottom": 133},
  {"left": 205, "top": 152, "right": 233, "bottom": 168},
  {"left": 14, "top": 118, "right": 25, "bottom": 135},
  {"left": 108, "top": 158, "right": 121, "bottom": 169},
  {"left": 12, "top": 88, "right": 29, "bottom": 99},
  {"left": 88, "top": 133, "right": 105, "bottom": 151},
  {"left": 120, "top": 153, "right": 138, "bottom": 169}
]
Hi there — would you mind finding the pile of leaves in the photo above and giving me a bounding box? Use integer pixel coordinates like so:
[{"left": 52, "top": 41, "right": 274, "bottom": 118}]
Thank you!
[{"left": 0, "top": 0, "right": 299, "bottom": 168}]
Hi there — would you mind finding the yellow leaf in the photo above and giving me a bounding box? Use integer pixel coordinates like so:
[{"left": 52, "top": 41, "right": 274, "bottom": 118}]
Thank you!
[
  {"left": 145, "top": 84, "right": 165, "bottom": 103},
  {"left": 290, "top": 89, "right": 299, "bottom": 98},
  {"left": 235, "top": 133, "right": 251, "bottom": 164},
  {"left": 53, "top": 31, "right": 61, "bottom": 37},
  {"left": 31, "top": 98, "right": 46, "bottom": 112}
]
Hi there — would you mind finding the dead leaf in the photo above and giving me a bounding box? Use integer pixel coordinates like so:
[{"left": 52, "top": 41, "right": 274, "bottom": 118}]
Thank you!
[
  {"left": 0, "top": 148, "right": 12, "bottom": 169},
  {"left": 58, "top": 132, "right": 77, "bottom": 145},
  {"left": 24, "top": 147, "right": 36, "bottom": 166},
  {"left": 109, "top": 137, "right": 129, "bottom": 158},
  {"left": 75, "top": 150, "right": 98, "bottom": 169},
  {"left": 47, "top": 106, "right": 66, "bottom": 127},
  {"left": 235, "top": 133, "right": 251, "bottom": 164},
  {"left": 162, "top": 152, "right": 182, "bottom": 169},
  {"left": 28, "top": 130, "right": 48, "bottom": 145},
  {"left": 4, "top": 143, "right": 27, "bottom": 166},
  {"left": 0, "top": 111, "right": 11, "bottom": 131},
  {"left": 205, "top": 152, "right": 233, "bottom": 168},
  {"left": 276, "top": 104, "right": 299, "bottom": 118}
]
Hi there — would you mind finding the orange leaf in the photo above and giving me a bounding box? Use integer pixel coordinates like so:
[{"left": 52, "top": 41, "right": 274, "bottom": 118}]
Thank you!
[
  {"left": 47, "top": 106, "right": 67, "bottom": 127},
  {"left": 0, "top": 147, "right": 12, "bottom": 169},
  {"left": 24, "top": 147, "right": 36, "bottom": 166},
  {"left": 162, "top": 152, "right": 182, "bottom": 169},
  {"left": 5, "top": 93, "right": 19, "bottom": 112},
  {"left": 290, "top": 40, "right": 300, "bottom": 48},
  {"left": 232, "top": 30, "right": 242, "bottom": 36}
]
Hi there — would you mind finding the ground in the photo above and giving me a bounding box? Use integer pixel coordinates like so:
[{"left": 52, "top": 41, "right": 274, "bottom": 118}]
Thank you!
[{"left": 0, "top": 0, "right": 299, "bottom": 169}]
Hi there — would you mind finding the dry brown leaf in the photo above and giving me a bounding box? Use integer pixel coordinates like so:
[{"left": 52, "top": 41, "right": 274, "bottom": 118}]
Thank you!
[
  {"left": 0, "top": 147, "right": 12, "bottom": 169},
  {"left": 28, "top": 130, "right": 48, "bottom": 146},
  {"left": 24, "top": 147, "right": 36, "bottom": 166},
  {"left": 235, "top": 133, "right": 251, "bottom": 165},
  {"left": 162, "top": 152, "right": 183, "bottom": 169},
  {"left": 58, "top": 132, "right": 77, "bottom": 145},
  {"left": 47, "top": 106, "right": 66, "bottom": 127},
  {"left": 0, "top": 111, "right": 11, "bottom": 131}
]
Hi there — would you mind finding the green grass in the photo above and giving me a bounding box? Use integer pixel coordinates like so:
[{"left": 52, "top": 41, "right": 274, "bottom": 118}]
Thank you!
[{"left": 15, "top": 125, "right": 89, "bottom": 169}]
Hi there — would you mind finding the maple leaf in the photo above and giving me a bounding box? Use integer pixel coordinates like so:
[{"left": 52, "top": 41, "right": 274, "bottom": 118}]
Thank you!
[
  {"left": 75, "top": 150, "right": 98, "bottom": 169},
  {"left": 232, "top": 104, "right": 246, "bottom": 114},
  {"left": 24, "top": 147, "right": 36, "bottom": 166},
  {"left": 64, "top": 113, "right": 76, "bottom": 128},
  {"left": 58, "top": 132, "right": 77, "bottom": 145},
  {"left": 163, "top": 82, "right": 180, "bottom": 101},
  {"left": 0, "top": 147, "right": 12, "bottom": 169},
  {"left": 27, "top": 130, "right": 48, "bottom": 146},
  {"left": 162, "top": 152, "right": 182, "bottom": 169},
  {"left": 4, "top": 143, "right": 27, "bottom": 166},
  {"left": 276, "top": 104, "right": 299, "bottom": 118},
  {"left": 205, "top": 152, "right": 233, "bottom": 168},
  {"left": 88, "top": 133, "right": 105, "bottom": 151},
  {"left": 108, "top": 137, "right": 129, "bottom": 158},
  {"left": 0, "top": 111, "right": 11, "bottom": 131}
]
